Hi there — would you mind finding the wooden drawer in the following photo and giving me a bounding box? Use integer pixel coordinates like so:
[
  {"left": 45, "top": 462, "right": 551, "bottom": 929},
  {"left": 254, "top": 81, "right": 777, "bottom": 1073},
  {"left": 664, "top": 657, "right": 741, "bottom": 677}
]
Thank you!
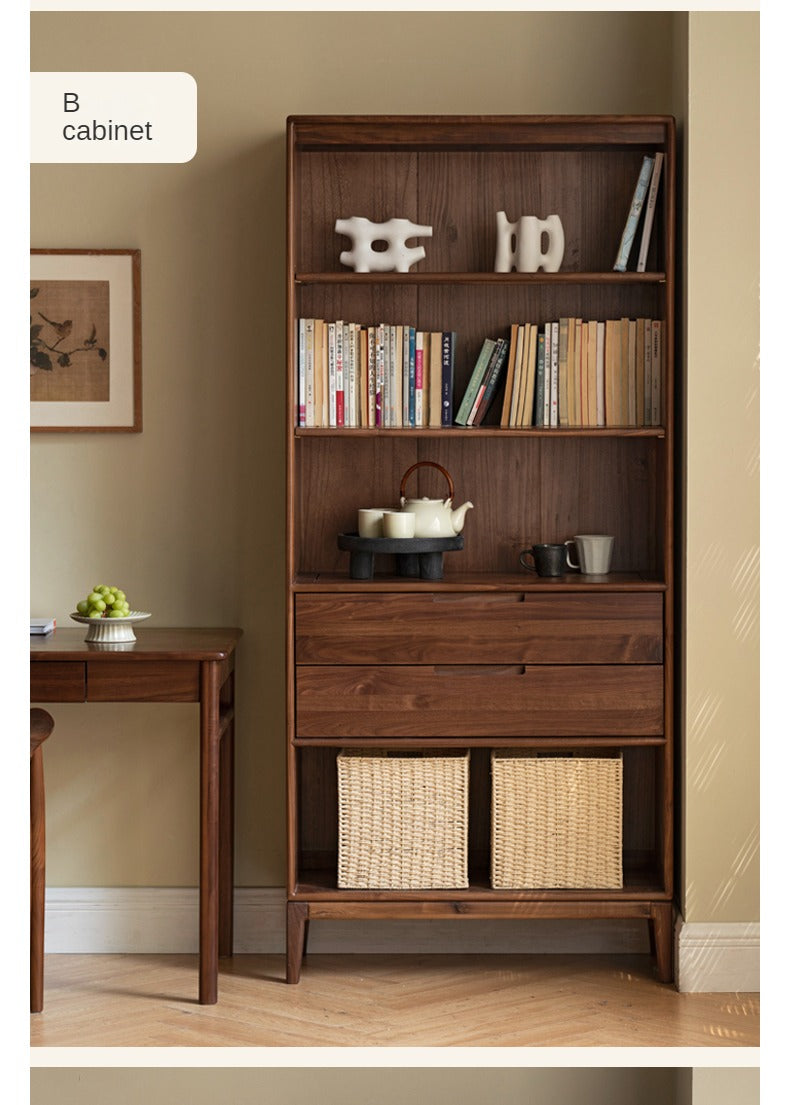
[
  {"left": 295, "top": 664, "right": 664, "bottom": 738},
  {"left": 87, "top": 660, "right": 200, "bottom": 702},
  {"left": 30, "top": 661, "right": 86, "bottom": 702},
  {"left": 295, "top": 592, "right": 663, "bottom": 665}
]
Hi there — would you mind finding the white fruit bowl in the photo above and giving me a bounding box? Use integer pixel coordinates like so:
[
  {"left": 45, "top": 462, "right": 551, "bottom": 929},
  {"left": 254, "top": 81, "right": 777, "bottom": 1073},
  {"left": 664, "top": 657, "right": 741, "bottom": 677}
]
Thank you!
[{"left": 70, "top": 611, "right": 151, "bottom": 643}]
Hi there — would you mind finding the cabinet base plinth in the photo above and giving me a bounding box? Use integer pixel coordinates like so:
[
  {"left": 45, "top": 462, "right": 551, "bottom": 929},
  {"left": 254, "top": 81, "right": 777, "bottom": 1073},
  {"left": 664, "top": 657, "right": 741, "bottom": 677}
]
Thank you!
[{"left": 285, "top": 897, "right": 675, "bottom": 985}]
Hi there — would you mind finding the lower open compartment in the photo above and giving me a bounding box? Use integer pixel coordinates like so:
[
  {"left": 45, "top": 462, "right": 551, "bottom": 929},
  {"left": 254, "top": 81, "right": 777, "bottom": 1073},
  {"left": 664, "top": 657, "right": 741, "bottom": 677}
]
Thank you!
[{"left": 294, "top": 743, "right": 667, "bottom": 896}]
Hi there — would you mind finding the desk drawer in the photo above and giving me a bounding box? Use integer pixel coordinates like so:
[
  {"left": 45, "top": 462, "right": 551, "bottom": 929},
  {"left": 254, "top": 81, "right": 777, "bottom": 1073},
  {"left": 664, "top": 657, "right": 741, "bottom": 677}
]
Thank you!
[
  {"left": 87, "top": 660, "right": 200, "bottom": 702},
  {"left": 295, "top": 664, "right": 663, "bottom": 738},
  {"left": 30, "top": 662, "right": 86, "bottom": 702},
  {"left": 295, "top": 592, "right": 663, "bottom": 665}
]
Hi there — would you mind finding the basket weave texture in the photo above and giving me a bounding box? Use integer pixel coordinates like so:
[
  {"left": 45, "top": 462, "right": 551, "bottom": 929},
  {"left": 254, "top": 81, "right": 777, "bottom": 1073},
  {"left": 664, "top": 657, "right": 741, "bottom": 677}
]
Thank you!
[
  {"left": 337, "top": 750, "right": 469, "bottom": 889},
  {"left": 491, "top": 752, "right": 623, "bottom": 889}
]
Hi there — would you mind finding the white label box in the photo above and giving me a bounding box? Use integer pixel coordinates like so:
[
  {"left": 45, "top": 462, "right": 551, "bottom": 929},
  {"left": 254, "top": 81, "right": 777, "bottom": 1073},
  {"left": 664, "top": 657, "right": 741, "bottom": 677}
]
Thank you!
[{"left": 31, "top": 72, "right": 197, "bottom": 163}]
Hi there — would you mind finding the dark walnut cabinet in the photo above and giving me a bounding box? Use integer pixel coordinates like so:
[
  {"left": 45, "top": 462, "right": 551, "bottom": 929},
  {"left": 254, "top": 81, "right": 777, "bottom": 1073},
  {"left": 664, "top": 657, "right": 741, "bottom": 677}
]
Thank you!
[{"left": 285, "top": 115, "right": 675, "bottom": 984}]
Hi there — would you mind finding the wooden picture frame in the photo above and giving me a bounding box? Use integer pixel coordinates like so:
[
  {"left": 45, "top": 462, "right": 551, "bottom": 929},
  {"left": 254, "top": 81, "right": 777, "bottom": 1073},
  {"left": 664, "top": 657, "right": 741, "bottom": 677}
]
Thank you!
[{"left": 30, "top": 248, "right": 142, "bottom": 432}]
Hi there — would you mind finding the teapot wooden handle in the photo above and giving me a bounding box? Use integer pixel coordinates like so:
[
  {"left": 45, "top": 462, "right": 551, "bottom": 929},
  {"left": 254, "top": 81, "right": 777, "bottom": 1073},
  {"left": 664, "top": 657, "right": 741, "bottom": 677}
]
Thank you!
[{"left": 399, "top": 460, "right": 455, "bottom": 501}]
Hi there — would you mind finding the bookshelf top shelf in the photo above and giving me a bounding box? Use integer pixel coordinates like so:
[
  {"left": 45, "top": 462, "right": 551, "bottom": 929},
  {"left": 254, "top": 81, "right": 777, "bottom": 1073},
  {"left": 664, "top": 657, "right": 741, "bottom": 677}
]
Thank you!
[
  {"left": 295, "top": 271, "right": 667, "bottom": 286},
  {"left": 289, "top": 114, "right": 675, "bottom": 152}
]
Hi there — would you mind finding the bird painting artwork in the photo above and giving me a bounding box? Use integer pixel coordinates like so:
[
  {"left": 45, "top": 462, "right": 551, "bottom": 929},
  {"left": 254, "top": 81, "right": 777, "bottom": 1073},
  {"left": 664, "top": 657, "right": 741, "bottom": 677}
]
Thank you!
[{"left": 30, "top": 279, "right": 110, "bottom": 402}]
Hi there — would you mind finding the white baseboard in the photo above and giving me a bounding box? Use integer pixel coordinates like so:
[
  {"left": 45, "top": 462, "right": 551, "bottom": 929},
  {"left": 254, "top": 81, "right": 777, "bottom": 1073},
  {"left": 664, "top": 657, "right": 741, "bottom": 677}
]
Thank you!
[
  {"left": 45, "top": 886, "right": 649, "bottom": 955},
  {"left": 676, "top": 920, "right": 760, "bottom": 993},
  {"left": 45, "top": 888, "right": 758, "bottom": 992}
]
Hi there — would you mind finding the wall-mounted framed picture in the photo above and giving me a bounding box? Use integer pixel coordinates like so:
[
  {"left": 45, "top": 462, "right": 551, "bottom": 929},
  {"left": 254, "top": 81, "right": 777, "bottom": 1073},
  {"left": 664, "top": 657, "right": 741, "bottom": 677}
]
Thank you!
[{"left": 30, "top": 248, "right": 142, "bottom": 432}]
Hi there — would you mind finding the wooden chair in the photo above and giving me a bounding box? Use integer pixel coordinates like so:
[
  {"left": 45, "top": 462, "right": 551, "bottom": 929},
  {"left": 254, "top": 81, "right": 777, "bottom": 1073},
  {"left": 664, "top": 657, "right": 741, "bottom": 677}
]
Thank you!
[{"left": 30, "top": 707, "right": 54, "bottom": 1013}]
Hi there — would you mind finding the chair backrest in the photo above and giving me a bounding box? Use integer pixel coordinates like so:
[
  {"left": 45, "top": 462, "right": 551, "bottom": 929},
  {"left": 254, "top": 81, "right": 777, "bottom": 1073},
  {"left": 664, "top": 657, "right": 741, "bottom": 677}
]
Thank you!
[{"left": 30, "top": 708, "right": 54, "bottom": 758}]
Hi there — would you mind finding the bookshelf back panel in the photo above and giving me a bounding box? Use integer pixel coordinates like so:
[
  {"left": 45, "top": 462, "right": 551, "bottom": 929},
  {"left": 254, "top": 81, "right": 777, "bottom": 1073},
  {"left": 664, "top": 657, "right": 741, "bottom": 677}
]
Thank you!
[
  {"left": 295, "top": 149, "right": 666, "bottom": 274},
  {"left": 295, "top": 436, "right": 661, "bottom": 576}
]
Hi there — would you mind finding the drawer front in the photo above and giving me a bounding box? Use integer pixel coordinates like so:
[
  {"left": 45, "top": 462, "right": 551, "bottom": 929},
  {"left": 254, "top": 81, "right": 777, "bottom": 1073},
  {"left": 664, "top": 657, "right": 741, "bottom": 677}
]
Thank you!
[
  {"left": 295, "top": 664, "right": 664, "bottom": 738},
  {"left": 30, "top": 661, "right": 86, "bottom": 702},
  {"left": 87, "top": 660, "right": 200, "bottom": 702},
  {"left": 295, "top": 592, "right": 663, "bottom": 665}
]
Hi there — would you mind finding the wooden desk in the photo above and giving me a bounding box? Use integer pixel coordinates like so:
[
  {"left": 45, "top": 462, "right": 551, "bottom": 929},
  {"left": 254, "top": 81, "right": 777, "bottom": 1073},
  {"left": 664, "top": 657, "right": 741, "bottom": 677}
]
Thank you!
[{"left": 30, "top": 626, "right": 242, "bottom": 1005}]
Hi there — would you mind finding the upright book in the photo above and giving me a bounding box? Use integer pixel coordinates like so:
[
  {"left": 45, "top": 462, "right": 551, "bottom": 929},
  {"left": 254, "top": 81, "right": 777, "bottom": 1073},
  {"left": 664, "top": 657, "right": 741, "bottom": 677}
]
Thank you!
[
  {"left": 636, "top": 152, "right": 664, "bottom": 273},
  {"left": 613, "top": 155, "right": 654, "bottom": 272}
]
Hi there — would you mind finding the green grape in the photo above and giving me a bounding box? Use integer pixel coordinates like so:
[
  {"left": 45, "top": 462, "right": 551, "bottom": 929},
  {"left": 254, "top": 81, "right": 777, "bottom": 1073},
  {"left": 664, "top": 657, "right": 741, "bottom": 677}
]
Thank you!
[
  {"left": 76, "top": 599, "right": 89, "bottom": 615},
  {"left": 88, "top": 609, "right": 103, "bottom": 619},
  {"left": 88, "top": 591, "right": 103, "bottom": 605},
  {"left": 107, "top": 609, "right": 126, "bottom": 618}
]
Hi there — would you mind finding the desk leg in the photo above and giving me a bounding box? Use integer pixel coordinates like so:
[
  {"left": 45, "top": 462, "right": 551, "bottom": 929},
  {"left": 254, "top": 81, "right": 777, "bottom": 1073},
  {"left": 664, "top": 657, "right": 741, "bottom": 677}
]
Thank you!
[
  {"left": 199, "top": 662, "right": 221, "bottom": 1005},
  {"left": 219, "top": 669, "right": 235, "bottom": 958}
]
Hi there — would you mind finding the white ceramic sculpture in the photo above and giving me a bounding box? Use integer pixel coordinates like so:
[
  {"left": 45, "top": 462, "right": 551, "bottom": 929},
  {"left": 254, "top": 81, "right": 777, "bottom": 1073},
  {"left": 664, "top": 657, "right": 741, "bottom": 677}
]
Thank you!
[
  {"left": 494, "top": 211, "right": 565, "bottom": 273},
  {"left": 335, "top": 216, "right": 433, "bottom": 273}
]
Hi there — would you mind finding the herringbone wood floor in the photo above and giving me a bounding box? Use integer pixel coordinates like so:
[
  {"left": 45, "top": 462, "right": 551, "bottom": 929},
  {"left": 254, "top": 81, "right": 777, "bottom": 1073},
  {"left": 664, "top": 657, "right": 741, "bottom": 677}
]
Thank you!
[{"left": 30, "top": 953, "right": 758, "bottom": 1047}]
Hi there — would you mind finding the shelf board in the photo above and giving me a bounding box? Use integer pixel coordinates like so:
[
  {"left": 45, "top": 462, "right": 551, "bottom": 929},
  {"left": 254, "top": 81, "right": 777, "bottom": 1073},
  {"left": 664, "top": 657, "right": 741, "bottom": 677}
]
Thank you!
[
  {"left": 294, "top": 735, "right": 666, "bottom": 749},
  {"left": 295, "top": 271, "right": 666, "bottom": 286},
  {"left": 295, "top": 425, "right": 666, "bottom": 439},
  {"left": 293, "top": 866, "right": 668, "bottom": 902},
  {"left": 292, "top": 571, "right": 667, "bottom": 593}
]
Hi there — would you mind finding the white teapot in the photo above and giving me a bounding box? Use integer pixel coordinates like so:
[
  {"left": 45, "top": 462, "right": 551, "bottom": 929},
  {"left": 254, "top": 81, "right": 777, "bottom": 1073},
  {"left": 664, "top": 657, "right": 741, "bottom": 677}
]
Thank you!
[{"left": 398, "top": 461, "right": 473, "bottom": 538}]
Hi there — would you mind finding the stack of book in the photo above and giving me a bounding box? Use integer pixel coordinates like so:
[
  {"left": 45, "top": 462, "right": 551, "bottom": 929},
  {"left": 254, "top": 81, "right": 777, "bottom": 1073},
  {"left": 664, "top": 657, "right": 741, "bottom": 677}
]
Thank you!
[
  {"left": 497, "top": 317, "right": 663, "bottom": 428},
  {"left": 296, "top": 318, "right": 455, "bottom": 429},
  {"left": 30, "top": 617, "right": 55, "bottom": 635}
]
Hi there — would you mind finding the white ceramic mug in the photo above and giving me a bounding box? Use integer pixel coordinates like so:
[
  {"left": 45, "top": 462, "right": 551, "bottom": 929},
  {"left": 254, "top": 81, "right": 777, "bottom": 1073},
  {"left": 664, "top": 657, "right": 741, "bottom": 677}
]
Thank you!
[
  {"left": 381, "top": 510, "right": 416, "bottom": 539},
  {"left": 358, "top": 508, "right": 388, "bottom": 538},
  {"left": 565, "top": 534, "right": 615, "bottom": 575}
]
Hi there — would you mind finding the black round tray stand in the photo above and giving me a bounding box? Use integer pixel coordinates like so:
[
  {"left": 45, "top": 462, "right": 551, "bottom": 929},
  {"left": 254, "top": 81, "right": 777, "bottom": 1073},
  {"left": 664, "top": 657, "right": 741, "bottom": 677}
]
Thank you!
[{"left": 337, "top": 533, "right": 464, "bottom": 581}]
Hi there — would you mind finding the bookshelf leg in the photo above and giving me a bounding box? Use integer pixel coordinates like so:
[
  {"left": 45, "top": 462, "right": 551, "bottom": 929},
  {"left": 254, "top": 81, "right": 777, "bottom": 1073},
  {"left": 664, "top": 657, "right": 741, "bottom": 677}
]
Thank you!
[
  {"left": 286, "top": 902, "right": 309, "bottom": 984},
  {"left": 650, "top": 902, "right": 674, "bottom": 984}
]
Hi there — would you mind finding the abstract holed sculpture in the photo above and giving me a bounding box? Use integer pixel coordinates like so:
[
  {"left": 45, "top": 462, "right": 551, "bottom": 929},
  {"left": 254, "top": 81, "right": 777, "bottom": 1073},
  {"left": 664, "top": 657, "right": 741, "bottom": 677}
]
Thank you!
[
  {"left": 335, "top": 216, "right": 433, "bottom": 273},
  {"left": 494, "top": 211, "right": 565, "bottom": 273}
]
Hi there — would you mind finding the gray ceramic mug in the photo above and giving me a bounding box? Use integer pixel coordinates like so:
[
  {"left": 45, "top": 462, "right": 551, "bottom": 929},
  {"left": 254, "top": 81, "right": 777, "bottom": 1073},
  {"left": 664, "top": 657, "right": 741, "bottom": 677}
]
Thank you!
[{"left": 519, "top": 543, "right": 567, "bottom": 577}]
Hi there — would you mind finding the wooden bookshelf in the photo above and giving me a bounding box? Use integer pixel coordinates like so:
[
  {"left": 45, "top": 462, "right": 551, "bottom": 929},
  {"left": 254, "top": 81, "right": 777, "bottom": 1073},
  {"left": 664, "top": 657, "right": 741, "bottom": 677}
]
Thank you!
[{"left": 285, "top": 115, "right": 675, "bottom": 983}]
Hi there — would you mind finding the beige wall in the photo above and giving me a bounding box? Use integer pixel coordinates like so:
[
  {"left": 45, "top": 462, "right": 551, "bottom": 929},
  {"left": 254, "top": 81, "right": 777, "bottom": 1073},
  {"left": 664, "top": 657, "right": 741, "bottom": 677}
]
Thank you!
[
  {"left": 29, "top": 1067, "right": 682, "bottom": 1105},
  {"left": 30, "top": 11, "right": 758, "bottom": 930},
  {"left": 681, "top": 12, "right": 760, "bottom": 923}
]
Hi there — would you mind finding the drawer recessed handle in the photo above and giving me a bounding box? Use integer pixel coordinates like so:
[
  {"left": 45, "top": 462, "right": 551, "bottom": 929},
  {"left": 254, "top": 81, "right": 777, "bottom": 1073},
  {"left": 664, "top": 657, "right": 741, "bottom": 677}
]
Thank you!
[
  {"left": 431, "top": 593, "right": 525, "bottom": 604},
  {"left": 433, "top": 665, "right": 526, "bottom": 676}
]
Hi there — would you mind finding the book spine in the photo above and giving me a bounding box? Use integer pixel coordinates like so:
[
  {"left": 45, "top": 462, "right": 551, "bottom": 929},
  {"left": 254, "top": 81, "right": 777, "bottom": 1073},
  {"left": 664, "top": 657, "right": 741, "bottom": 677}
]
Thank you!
[
  {"left": 596, "top": 321, "right": 605, "bottom": 426},
  {"left": 558, "top": 317, "right": 569, "bottom": 427},
  {"left": 327, "top": 321, "right": 337, "bottom": 428},
  {"left": 651, "top": 320, "right": 662, "bottom": 426},
  {"left": 305, "top": 318, "right": 315, "bottom": 427},
  {"left": 508, "top": 324, "right": 525, "bottom": 426},
  {"left": 415, "top": 331, "right": 424, "bottom": 427},
  {"left": 534, "top": 330, "right": 545, "bottom": 427},
  {"left": 366, "top": 327, "right": 376, "bottom": 427},
  {"left": 441, "top": 331, "right": 455, "bottom": 427},
  {"left": 346, "top": 322, "right": 356, "bottom": 428},
  {"left": 549, "top": 321, "right": 559, "bottom": 427},
  {"left": 382, "top": 323, "right": 390, "bottom": 427},
  {"left": 613, "top": 155, "right": 654, "bottom": 272},
  {"left": 466, "top": 338, "right": 502, "bottom": 425},
  {"left": 636, "top": 152, "right": 664, "bottom": 273},
  {"left": 392, "top": 325, "right": 403, "bottom": 428},
  {"left": 455, "top": 337, "right": 495, "bottom": 425},
  {"left": 523, "top": 324, "right": 538, "bottom": 427},
  {"left": 410, "top": 326, "right": 416, "bottom": 427},
  {"left": 297, "top": 319, "right": 306, "bottom": 427},
  {"left": 335, "top": 321, "right": 345, "bottom": 427},
  {"left": 403, "top": 326, "right": 411, "bottom": 426},
  {"left": 375, "top": 324, "right": 384, "bottom": 427},
  {"left": 643, "top": 317, "right": 653, "bottom": 425}
]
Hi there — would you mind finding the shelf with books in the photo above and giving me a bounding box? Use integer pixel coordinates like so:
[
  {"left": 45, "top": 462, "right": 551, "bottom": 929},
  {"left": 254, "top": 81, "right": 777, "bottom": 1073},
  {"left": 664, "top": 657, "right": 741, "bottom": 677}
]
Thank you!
[{"left": 286, "top": 114, "right": 676, "bottom": 985}]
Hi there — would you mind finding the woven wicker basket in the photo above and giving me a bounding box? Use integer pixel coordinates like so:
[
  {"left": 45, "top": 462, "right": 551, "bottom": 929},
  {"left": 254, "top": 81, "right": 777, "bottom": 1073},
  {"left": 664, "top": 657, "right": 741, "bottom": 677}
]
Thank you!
[
  {"left": 491, "top": 751, "right": 623, "bottom": 889},
  {"left": 337, "top": 750, "right": 470, "bottom": 889}
]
